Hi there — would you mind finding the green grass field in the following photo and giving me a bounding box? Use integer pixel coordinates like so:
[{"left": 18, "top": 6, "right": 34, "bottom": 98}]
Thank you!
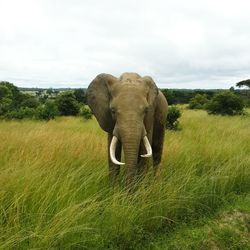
[{"left": 0, "top": 109, "right": 249, "bottom": 249}]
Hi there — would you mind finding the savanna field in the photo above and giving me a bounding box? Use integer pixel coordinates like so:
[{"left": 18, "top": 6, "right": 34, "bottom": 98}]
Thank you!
[{"left": 0, "top": 108, "right": 250, "bottom": 249}]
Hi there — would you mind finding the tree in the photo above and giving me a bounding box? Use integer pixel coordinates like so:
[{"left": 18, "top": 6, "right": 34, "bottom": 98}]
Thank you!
[
  {"left": 161, "top": 89, "right": 175, "bottom": 105},
  {"left": 36, "top": 90, "right": 43, "bottom": 97},
  {"left": 46, "top": 88, "right": 53, "bottom": 95},
  {"left": 229, "top": 86, "right": 235, "bottom": 92},
  {"left": 20, "top": 94, "right": 39, "bottom": 108},
  {"left": 236, "top": 79, "right": 250, "bottom": 89},
  {"left": 188, "top": 94, "right": 209, "bottom": 109},
  {"left": 73, "top": 89, "right": 87, "bottom": 104},
  {"left": 4, "top": 107, "right": 37, "bottom": 120},
  {"left": 166, "top": 106, "right": 182, "bottom": 130},
  {"left": 0, "top": 97, "right": 12, "bottom": 116},
  {"left": 236, "top": 79, "right": 250, "bottom": 107},
  {"left": 0, "top": 85, "right": 11, "bottom": 99},
  {"left": 80, "top": 105, "right": 92, "bottom": 119},
  {"left": 0, "top": 81, "right": 22, "bottom": 114},
  {"left": 36, "top": 100, "right": 59, "bottom": 120},
  {"left": 0, "top": 81, "right": 19, "bottom": 97},
  {"left": 55, "top": 91, "right": 80, "bottom": 116},
  {"left": 206, "top": 91, "right": 245, "bottom": 115}
]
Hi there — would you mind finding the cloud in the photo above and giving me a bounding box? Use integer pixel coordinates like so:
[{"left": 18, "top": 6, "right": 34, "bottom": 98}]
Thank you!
[{"left": 0, "top": 0, "right": 250, "bottom": 88}]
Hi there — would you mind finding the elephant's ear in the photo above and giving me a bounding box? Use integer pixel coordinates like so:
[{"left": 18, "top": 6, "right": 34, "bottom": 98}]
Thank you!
[
  {"left": 87, "top": 73, "right": 118, "bottom": 133},
  {"left": 142, "top": 76, "right": 159, "bottom": 106}
]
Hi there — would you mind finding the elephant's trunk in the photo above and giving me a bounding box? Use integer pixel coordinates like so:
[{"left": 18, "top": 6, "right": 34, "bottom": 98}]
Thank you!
[
  {"left": 119, "top": 120, "right": 149, "bottom": 184},
  {"left": 122, "top": 134, "right": 141, "bottom": 185}
]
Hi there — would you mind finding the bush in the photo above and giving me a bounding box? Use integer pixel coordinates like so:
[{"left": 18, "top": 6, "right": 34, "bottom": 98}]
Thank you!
[
  {"left": 20, "top": 94, "right": 39, "bottom": 109},
  {"left": 36, "top": 100, "right": 59, "bottom": 120},
  {"left": 73, "top": 89, "right": 87, "bottom": 104},
  {"left": 206, "top": 91, "right": 245, "bottom": 116},
  {"left": 188, "top": 94, "right": 209, "bottom": 109},
  {"left": 0, "top": 84, "right": 12, "bottom": 99},
  {"left": 56, "top": 91, "right": 80, "bottom": 116},
  {"left": 80, "top": 105, "right": 92, "bottom": 120},
  {"left": 166, "top": 106, "right": 182, "bottom": 130},
  {"left": 4, "top": 107, "right": 37, "bottom": 120},
  {"left": 0, "top": 97, "right": 12, "bottom": 116}
]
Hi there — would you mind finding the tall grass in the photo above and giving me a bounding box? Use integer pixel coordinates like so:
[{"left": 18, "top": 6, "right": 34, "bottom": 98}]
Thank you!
[{"left": 0, "top": 110, "right": 249, "bottom": 249}]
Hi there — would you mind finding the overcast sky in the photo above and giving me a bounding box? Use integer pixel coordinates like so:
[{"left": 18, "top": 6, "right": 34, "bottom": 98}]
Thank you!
[{"left": 0, "top": 0, "right": 250, "bottom": 89}]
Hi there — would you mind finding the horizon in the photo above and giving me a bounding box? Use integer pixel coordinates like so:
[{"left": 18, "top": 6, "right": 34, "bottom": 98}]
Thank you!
[
  {"left": 0, "top": 77, "right": 245, "bottom": 90},
  {"left": 14, "top": 83, "right": 242, "bottom": 91}
]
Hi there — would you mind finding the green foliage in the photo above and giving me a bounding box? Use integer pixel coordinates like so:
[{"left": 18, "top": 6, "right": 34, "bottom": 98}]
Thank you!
[
  {"left": 161, "top": 89, "right": 176, "bottom": 105},
  {"left": 46, "top": 88, "right": 53, "bottom": 95},
  {"left": 236, "top": 79, "right": 250, "bottom": 88},
  {"left": 206, "top": 91, "right": 245, "bottom": 115},
  {"left": 0, "top": 84, "right": 12, "bottom": 99},
  {"left": 4, "top": 107, "right": 37, "bottom": 119},
  {"left": 161, "top": 89, "right": 216, "bottom": 105},
  {"left": 166, "top": 106, "right": 182, "bottom": 130},
  {"left": 39, "top": 94, "right": 49, "bottom": 103},
  {"left": 0, "top": 81, "right": 41, "bottom": 117},
  {"left": 0, "top": 81, "right": 21, "bottom": 113},
  {"left": 229, "top": 86, "right": 235, "bottom": 92},
  {"left": 235, "top": 79, "right": 250, "bottom": 108},
  {"left": 0, "top": 82, "right": 87, "bottom": 120},
  {"left": 55, "top": 91, "right": 80, "bottom": 116},
  {"left": 36, "top": 100, "right": 59, "bottom": 120},
  {"left": 188, "top": 94, "right": 209, "bottom": 109},
  {"left": 20, "top": 94, "right": 40, "bottom": 108},
  {"left": 73, "top": 89, "right": 87, "bottom": 104},
  {"left": 0, "top": 81, "right": 20, "bottom": 98},
  {"left": 80, "top": 105, "right": 92, "bottom": 119},
  {"left": 36, "top": 90, "right": 43, "bottom": 97},
  {"left": 0, "top": 97, "right": 12, "bottom": 116}
]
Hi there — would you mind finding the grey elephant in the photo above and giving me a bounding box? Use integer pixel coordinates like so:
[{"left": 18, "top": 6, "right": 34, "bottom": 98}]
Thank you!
[{"left": 87, "top": 72, "right": 168, "bottom": 185}]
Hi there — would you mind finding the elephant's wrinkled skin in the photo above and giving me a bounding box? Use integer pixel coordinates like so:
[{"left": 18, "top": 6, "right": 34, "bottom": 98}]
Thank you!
[{"left": 87, "top": 72, "right": 168, "bottom": 185}]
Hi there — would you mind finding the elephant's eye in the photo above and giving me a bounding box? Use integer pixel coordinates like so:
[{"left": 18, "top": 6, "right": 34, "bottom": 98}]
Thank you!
[{"left": 145, "top": 107, "right": 149, "bottom": 114}]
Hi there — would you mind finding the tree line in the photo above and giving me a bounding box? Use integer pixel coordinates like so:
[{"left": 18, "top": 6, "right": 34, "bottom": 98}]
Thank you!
[
  {"left": 0, "top": 81, "right": 91, "bottom": 120},
  {"left": 0, "top": 80, "right": 249, "bottom": 122}
]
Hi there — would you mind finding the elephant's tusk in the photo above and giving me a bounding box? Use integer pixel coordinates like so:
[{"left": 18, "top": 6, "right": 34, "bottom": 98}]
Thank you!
[
  {"left": 110, "top": 136, "right": 125, "bottom": 165},
  {"left": 140, "top": 136, "right": 152, "bottom": 158}
]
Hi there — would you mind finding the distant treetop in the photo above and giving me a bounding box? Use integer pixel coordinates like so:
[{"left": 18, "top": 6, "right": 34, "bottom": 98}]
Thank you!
[{"left": 236, "top": 79, "right": 250, "bottom": 88}]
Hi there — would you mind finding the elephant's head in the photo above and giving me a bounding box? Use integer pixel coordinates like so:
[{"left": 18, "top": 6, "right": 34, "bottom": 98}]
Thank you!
[{"left": 87, "top": 73, "right": 158, "bottom": 174}]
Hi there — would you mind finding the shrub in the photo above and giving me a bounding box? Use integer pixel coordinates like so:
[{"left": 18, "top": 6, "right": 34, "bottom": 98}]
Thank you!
[
  {"left": 4, "top": 107, "right": 37, "bottom": 120},
  {"left": 166, "top": 106, "right": 182, "bottom": 130},
  {"left": 73, "top": 89, "right": 87, "bottom": 104},
  {"left": 206, "top": 91, "right": 245, "bottom": 116},
  {"left": 55, "top": 91, "right": 80, "bottom": 116},
  {"left": 80, "top": 105, "right": 92, "bottom": 120},
  {"left": 0, "top": 84, "right": 12, "bottom": 99},
  {"left": 36, "top": 100, "right": 59, "bottom": 120},
  {"left": 188, "top": 94, "right": 209, "bottom": 109},
  {"left": 0, "top": 97, "right": 12, "bottom": 116},
  {"left": 20, "top": 94, "right": 39, "bottom": 109}
]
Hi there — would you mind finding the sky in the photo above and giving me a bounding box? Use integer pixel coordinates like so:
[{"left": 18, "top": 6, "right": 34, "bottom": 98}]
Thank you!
[{"left": 0, "top": 0, "right": 250, "bottom": 89}]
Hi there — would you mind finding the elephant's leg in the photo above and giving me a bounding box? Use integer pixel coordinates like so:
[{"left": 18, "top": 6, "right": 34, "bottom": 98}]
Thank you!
[
  {"left": 108, "top": 133, "right": 122, "bottom": 182},
  {"left": 152, "top": 121, "right": 165, "bottom": 176}
]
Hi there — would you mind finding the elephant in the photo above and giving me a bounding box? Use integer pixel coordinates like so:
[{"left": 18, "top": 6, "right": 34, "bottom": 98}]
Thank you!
[{"left": 87, "top": 72, "right": 168, "bottom": 185}]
